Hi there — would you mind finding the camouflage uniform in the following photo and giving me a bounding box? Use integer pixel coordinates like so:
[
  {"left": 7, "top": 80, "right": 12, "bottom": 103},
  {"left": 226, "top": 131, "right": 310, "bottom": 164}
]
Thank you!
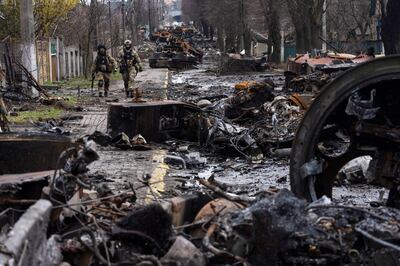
[
  {"left": 0, "top": 94, "right": 9, "bottom": 132},
  {"left": 91, "top": 45, "right": 117, "bottom": 97},
  {"left": 118, "top": 42, "right": 142, "bottom": 98}
]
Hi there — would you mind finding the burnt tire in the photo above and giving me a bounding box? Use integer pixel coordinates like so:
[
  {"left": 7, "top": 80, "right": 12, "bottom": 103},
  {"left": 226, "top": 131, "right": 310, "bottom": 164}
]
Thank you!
[{"left": 290, "top": 55, "right": 400, "bottom": 201}]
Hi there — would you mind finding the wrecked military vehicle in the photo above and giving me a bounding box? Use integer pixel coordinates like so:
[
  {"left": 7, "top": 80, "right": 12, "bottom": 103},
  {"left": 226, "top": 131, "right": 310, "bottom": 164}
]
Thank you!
[
  {"left": 149, "top": 27, "right": 205, "bottom": 69},
  {"left": 290, "top": 56, "right": 400, "bottom": 207}
]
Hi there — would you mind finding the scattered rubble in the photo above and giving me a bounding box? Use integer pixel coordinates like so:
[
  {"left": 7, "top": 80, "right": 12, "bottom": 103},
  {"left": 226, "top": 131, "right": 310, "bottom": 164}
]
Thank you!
[
  {"left": 2, "top": 140, "right": 399, "bottom": 265},
  {"left": 1, "top": 22, "right": 400, "bottom": 266}
]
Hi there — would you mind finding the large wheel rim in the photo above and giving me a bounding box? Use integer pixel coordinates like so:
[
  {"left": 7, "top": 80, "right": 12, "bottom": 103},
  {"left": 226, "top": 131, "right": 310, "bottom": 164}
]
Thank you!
[{"left": 290, "top": 55, "right": 400, "bottom": 201}]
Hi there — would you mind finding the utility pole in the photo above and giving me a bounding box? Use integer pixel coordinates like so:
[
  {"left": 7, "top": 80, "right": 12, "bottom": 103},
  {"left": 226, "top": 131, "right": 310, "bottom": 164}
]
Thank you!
[
  {"left": 108, "top": 1, "right": 113, "bottom": 56},
  {"left": 20, "top": 0, "right": 38, "bottom": 89},
  {"left": 322, "top": 0, "right": 327, "bottom": 51},
  {"left": 122, "top": 0, "right": 126, "bottom": 41},
  {"left": 239, "top": 0, "right": 245, "bottom": 53}
]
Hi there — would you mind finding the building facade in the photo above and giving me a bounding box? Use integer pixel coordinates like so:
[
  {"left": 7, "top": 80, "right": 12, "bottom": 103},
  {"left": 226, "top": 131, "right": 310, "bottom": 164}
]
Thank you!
[{"left": 35, "top": 37, "right": 84, "bottom": 84}]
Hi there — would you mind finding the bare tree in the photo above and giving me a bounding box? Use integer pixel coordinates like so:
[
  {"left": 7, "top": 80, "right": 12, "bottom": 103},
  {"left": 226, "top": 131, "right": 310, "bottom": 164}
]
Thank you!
[
  {"left": 285, "top": 0, "right": 324, "bottom": 53},
  {"left": 327, "top": 0, "right": 373, "bottom": 53},
  {"left": 126, "top": 0, "right": 145, "bottom": 45},
  {"left": 258, "top": 0, "right": 281, "bottom": 62}
]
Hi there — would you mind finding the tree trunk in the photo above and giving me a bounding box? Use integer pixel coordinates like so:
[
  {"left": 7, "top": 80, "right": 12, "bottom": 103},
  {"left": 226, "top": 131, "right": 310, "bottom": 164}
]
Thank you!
[
  {"left": 209, "top": 25, "right": 214, "bottom": 40},
  {"left": 244, "top": 27, "right": 252, "bottom": 55},
  {"left": 382, "top": 0, "right": 400, "bottom": 54},
  {"left": 201, "top": 19, "right": 209, "bottom": 38},
  {"left": 295, "top": 27, "right": 306, "bottom": 54},
  {"left": 85, "top": 0, "right": 97, "bottom": 77},
  {"left": 217, "top": 27, "right": 225, "bottom": 51},
  {"left": 260, "top": 0, "right": 281, "bottom": 62},
  {"left": 269, "top": 6, "right": 281, "bottom": 62},
  {"left": 287, "top": 0, "right": 323, "bottom": 54}
]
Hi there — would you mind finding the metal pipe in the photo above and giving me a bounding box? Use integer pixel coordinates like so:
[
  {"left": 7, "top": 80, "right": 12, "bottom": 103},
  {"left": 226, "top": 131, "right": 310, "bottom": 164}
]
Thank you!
[
  {"left": 270, "top": 148, "right": 292, "bottom": 158},
  {"left": 163, "top": 155, "right": 187, "bottom": 169}
]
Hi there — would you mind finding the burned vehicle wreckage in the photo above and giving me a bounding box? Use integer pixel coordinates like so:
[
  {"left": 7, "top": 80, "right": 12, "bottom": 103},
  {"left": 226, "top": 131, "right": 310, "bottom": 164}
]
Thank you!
[
  {"left": 290, "top": 56, "right": 400, "bottom": 203},
  {"left": 1, "top": 51, "right": 400, "bottom": 265},
  {"left": 149, "top": 27, "right": 205, "bottom": 69}
]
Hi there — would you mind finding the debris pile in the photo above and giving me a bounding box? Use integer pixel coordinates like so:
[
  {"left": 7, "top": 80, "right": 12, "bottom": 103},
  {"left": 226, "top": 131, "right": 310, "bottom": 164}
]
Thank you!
[
  {"left": 137, "top": 41, "right": 157, "bottom": 59},
  {"left": 219, "top": 53, "right": 269, "bottom": 75},
  {"left": 285, "top": 53, "right": 374, "bottom": 92},
  {"left": 187, "top": 78, "right": 311, "bottom": 158},
  {"left": 1, "top": 20, "right": 399, "bottom": 266},
  {"left": 1, "top": 137, "right": 399, "bottom": 266},
  {"left": 250, "top": 190, "right": 400, "bottom": 265}
]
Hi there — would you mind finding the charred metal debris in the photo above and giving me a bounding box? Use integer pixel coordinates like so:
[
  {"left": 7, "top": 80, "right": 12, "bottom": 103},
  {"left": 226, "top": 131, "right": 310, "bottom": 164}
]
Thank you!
[
  {"left": 149, "top": 26, "right": 208, "bottom": 69},
  {"left": 1, "top": 150, "right": 400, "bottom": 266}
]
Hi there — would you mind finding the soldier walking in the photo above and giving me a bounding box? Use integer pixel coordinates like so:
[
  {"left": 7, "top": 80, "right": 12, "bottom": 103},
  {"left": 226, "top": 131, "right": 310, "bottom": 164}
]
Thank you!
[
  {"left": 118, "top": 40, "right": 143, "bottom": 98},
  {"left": 92, "top": 44, "right": 117, "bottom": 97}
]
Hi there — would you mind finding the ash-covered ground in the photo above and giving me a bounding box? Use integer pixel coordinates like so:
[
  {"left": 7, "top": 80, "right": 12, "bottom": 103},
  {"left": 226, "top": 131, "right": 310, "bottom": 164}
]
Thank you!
[{"left": 165, "top": 54, "right": 388, "bottom": 207}]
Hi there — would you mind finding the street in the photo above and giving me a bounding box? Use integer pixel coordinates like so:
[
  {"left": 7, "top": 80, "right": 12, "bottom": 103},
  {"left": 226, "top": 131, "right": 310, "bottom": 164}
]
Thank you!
[{"left": 1, "top": 0, "right": 400, "bottom": 265}]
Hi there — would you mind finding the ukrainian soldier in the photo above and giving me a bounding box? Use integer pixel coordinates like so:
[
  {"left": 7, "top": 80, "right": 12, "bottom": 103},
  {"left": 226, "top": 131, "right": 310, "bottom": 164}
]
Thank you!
[
  {"left": 91, "top": 44, "right": 117, "bottom": 97},
  {"left": 118, "top": 40, "right": 143, "bottom": 98}
]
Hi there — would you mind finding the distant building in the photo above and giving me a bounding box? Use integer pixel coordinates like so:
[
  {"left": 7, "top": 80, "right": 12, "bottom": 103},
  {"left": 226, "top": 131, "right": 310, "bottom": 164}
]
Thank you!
[{"left": 165, "top": 0, "right": 182, "bottom": 23}]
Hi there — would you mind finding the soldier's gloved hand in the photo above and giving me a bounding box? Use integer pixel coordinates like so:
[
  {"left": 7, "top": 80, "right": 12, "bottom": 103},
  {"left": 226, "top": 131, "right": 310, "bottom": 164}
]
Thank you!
[
  {"left": 138, "top": 65, "right": 143, "bottom": 72},
  {"left": 91, "top": 72, "right": 96, "bottom": 79}
]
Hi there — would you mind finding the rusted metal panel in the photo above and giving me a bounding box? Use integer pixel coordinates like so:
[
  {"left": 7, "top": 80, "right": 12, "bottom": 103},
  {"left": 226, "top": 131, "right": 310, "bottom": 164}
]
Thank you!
[
  {"left": 0, "top": 200, "right": 60, "bottom": 266},
  {"left": 0, "top": 170, "right": 53, "bottom": 185},
  {"left": 0, "top": 132, "right": 76, "bottom": 175},
  {"left": 287, "top": 53, "right": 374, "bottom": 75},
  {"left": 107, "top": 101, "right": 200, "bottom": 142}
]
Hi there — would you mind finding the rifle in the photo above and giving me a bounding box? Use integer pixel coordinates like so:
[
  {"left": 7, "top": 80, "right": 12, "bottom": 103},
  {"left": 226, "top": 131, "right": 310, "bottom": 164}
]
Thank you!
[{"left": 119, "top": 61, "right": 128, "bottom": 73}]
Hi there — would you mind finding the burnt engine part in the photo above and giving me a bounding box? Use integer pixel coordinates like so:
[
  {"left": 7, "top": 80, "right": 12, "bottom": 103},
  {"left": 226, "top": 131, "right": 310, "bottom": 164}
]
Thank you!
[
  {"left": 107, "top": 101, "right": 201, "bottom": 142},
  {"left": 112, "top": 204, "right": 172, "bottom": 256},
  {"left": 0, "top": 132, "right": 76, "bottom": 175}
]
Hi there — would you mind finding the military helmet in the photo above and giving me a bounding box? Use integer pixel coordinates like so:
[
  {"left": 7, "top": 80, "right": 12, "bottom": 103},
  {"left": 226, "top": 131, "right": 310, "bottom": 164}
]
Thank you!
[
  {"left": 97, "top": 44, "right": 106, "bottom": 51},
  {"left": 124, "top": 40, "right": 132, "bottom": 49}
]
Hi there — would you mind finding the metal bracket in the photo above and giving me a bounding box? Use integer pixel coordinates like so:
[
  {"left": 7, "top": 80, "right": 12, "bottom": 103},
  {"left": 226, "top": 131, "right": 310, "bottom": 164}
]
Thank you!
[
  {"left": 300, "top": 158, "right": 324, "bottom": 179},
  {"left": 345, "top": 89, "right": 380, "bottom": 120}
]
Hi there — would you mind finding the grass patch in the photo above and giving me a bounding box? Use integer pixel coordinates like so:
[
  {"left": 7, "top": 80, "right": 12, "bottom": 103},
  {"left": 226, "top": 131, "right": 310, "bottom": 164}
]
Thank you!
[
  {"left": 62, "top": 95, "right": 79, "bottom": 106},
  {"left": 112, "top": 72, "right": 122, "bottom": 80},
  {"left": 50, "top": 77, "right": 92, "bottom": 89},
  {"left": 46, "top": 72, "right": 123, "bottom": 89},
  {"left": 8, "top": 107, "right": 64, "bottom": 124}
]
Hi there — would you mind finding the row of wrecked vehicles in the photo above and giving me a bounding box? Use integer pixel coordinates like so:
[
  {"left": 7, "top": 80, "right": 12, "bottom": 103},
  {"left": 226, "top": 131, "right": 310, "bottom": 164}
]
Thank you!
[
  {"left": 148, "top": 26, "right": 269, "bottom": 72},
  {"left": 0, "top": 44, "right": 400, "bottom": 265},
  {"left": 149, "top": 26, "right": 206, "bottom": 69}
]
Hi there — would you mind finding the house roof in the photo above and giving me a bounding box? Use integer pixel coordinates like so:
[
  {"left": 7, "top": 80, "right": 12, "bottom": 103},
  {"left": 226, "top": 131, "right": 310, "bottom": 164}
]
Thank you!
[{"left": 252, "top": 31, "right": 268, "bottom": 44}]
